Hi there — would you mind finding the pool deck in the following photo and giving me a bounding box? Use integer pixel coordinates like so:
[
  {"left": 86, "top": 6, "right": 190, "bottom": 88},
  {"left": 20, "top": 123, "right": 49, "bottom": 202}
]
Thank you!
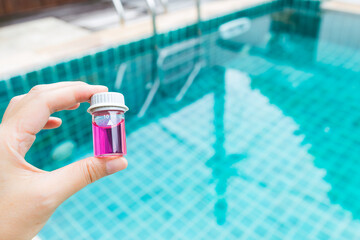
[
  {"left": 0, "top": 0, "right": 359, "bottom": 79},
  {"left": 0, "top": 0, "right": 269, "bottom": 79},
  {"left": 322, "top": 1, "right": 360, "bottom": 15}
]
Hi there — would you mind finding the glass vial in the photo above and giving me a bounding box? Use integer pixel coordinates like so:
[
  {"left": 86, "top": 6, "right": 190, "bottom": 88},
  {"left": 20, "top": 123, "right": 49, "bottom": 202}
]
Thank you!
[{"left": 88, "top": 92, "right": 129, "bottom": 157}]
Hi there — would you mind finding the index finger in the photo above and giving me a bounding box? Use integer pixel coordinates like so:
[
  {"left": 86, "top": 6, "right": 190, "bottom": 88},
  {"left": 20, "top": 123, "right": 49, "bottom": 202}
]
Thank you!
[
  {"left": 27, "top": 82, "right": 108, "bottom": 114},
  {"left": 2, "top": 82, "right": 107, "bottom": 157}
]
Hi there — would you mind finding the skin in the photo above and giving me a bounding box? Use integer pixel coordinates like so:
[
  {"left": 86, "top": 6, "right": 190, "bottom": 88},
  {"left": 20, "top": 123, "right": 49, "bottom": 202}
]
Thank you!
[{"left": 0, "top": 82, "right": 128, "bottom": 240}]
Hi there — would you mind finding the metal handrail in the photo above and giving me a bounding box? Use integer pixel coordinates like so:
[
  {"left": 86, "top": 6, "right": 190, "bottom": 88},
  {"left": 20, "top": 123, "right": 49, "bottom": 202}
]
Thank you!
[
  {"left": 159, "top": 0, "right": 168, "bottom": 13},
  {"left": 145, "top": 0, "right": 158, "bottom": 49},
  {"left": 195, "top": 0, "right": 202, "bottom": 35},
  {"left": 112, "top": 0, "right": 204, "bottom": 118},
  {"left": 144, "top": 0, "right": 202, "bottom": 46},
  {"left": 112, "top": 0, "right": 202, "bottom": 29},
  {"left": 136, "top": 0, "right": 204, "bottom": 118},
  {"left": 112, "top": 0, "right": 126, "bottom": 24}
]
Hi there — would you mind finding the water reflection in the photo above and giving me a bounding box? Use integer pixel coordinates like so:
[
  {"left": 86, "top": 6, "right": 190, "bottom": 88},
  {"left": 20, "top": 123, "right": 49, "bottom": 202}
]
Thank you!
[
  {"left": 245, "top": 11, "right": 360, "bottom": 220},
  {"left": 214, "top": 7, "right": 360, "bottom": 221},
  {"left": 250, "top": 63, "right": 360, "bottom": 219},
  {"left": 113, "top": 37, "right": 206, "bottom": 119},
  {"left": 206, "top": 67, "right": 245, "bottom": 225}
]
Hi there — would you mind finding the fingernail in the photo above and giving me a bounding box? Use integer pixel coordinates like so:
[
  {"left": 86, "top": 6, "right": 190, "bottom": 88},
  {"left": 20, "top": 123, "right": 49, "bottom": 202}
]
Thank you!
[{"left": 105, "top": 157, "right": 128, "bottom": 174}]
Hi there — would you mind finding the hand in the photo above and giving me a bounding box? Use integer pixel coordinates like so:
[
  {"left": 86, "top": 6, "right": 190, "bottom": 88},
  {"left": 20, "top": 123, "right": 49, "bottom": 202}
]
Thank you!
[{"left": 0, "top": 82, "right": 128, "bottom": 240}]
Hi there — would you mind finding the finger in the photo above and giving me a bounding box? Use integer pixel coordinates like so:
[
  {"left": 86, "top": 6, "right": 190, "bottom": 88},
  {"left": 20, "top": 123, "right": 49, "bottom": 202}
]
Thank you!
[
  {"left": 30, "top": 81, "right": 89, "bottom": 92},
  {"left": 3, "top": 82, "right": 98, "bottom": 122},
  {"left": 3, "top": 82, "right": 84, "bottom": 120},
  {"left": 26, "top": 83, "right": 107, "bottom": 114},
  {"left": 6, "top": 83, "right": 107, "bottom": 132},
  {"left": 3, "top": 83, "right": 108, "bottom": 157},
  {"left": 2, "top": 82, "right": 84, "bottom": 122},
  {"left": 4, "top": 82, "right": 86, "bottom": 117},
  {"left": 43, "top": 117, "right": 62, "bottom": 129},
  {"left": 50, "top": 156, "right": 128, "bottom": 204}
]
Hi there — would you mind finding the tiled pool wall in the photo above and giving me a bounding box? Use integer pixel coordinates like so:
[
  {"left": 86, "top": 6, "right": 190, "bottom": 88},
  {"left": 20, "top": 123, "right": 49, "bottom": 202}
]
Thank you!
[{"left": 0, "top": 0, "right": 325, "bottom": 168}]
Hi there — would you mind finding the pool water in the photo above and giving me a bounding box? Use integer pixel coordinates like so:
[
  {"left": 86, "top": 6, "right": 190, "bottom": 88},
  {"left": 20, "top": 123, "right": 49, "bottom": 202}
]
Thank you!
[{"left": 31, "top": 5, "right": 360, "bottom": 240}]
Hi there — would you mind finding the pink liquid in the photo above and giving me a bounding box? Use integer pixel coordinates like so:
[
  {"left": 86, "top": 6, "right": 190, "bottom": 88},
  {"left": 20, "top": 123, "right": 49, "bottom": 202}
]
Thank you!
[{"left": 92, "top": 119, "right": 127, "bottom": 157}]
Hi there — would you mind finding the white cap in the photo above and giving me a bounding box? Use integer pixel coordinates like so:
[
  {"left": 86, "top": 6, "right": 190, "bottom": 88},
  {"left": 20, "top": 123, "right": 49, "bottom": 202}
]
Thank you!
[{"left": 87, "top": 92, "right": 129, "bottom": 114}]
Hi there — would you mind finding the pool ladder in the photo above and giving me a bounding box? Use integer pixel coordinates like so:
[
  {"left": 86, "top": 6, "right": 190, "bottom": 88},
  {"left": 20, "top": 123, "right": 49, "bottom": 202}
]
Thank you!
[
  {"left": 111, "top": 0, "right": 202, "bottom": 35},
  {"left": 113, "top": 0, "right": 204, "bottom": 118},
  {"left": 114, "top": 36, "right": 206, "bottom": 116}
]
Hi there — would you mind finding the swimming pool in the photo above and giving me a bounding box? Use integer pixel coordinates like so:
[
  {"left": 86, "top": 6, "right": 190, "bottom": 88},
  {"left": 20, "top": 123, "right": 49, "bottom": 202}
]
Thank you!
[{"left": 2, "top": 0, "right": 360, "bottom": 239}]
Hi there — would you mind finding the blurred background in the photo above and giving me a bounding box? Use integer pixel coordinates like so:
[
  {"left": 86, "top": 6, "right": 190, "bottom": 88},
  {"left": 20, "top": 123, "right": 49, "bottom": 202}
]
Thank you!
[{"left": 1, "top": 0, "right": 360, "bottom": 239}]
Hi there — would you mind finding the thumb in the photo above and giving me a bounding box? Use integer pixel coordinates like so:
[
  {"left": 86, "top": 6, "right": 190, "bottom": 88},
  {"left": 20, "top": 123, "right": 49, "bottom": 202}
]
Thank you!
[{"left": 50, "top": 156, "right": 128, "bottom": 204}]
